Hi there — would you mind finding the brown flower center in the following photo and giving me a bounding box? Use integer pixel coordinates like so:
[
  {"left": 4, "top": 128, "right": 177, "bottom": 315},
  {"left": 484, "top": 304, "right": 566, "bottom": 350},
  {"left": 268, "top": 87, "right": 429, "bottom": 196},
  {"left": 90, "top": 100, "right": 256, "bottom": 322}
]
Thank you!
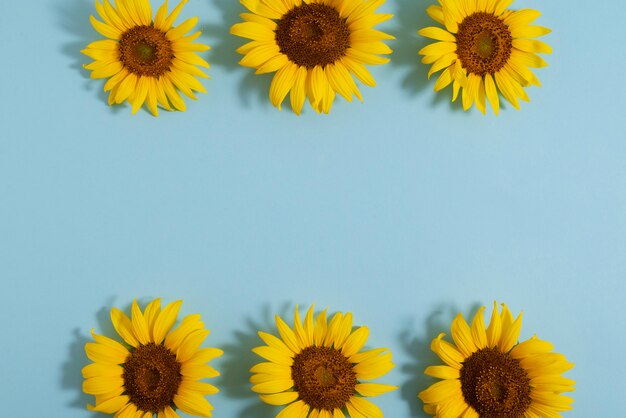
[
  {"left": 118, "top": 25, "right": 174, "bottom": 77},
  {"left": 455, "top": 12, "right": 512, "bottom": 76},
  {"left": 275, "top": 3, "right": 350, "bottom": 69},
  {"left": 291, "top": 346, "right": 357, "bottom": 410},
  {"left": 123, "top": 343, "right": 182, "bottom": 414},
  {"left": 460, "top": 347, "right": 531, "bottom": 418}
]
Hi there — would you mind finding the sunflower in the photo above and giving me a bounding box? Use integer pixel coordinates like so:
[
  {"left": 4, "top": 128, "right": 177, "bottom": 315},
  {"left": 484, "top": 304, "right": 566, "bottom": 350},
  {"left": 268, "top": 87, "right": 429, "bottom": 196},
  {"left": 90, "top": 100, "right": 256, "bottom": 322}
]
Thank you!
[
  {"left": 230, "top": 0, "right": 394, "bottom": 114},
  {"left": 82, "top": 0, "right": 211, "bottom": 116},
  {"left": 250, "top": 305, "right": 397, "bottom": 417},
  {"left": 418, "top": 302, "right": 575, "bottom": 417},
  {"left": 82, "top": 299, "right": 222, "bottom": 417},
  {"left": 418, "top": 0, "right": 552, "bottom": 114}
]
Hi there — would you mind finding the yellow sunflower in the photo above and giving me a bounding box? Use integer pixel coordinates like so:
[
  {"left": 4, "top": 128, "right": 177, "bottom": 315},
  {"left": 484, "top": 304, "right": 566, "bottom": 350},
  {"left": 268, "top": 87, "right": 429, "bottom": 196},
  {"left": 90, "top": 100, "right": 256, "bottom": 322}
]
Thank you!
[
  {"left": 82, "top": 298, "right": 223, "bottom": 417},
  {"left": 82, "top": 0, "right": 211, "bottom": 116},
  {"left": 419, "top": 0, "right": 552, "bottom": 114},
  {"left": 250, "top": 305, "right": 397, "bottom": 417},
  {"left": 419, "top": 302, "right": 575, "bottom": 417},
  {"left": 230, "top": 0, "right": 394, "bottom": 114}
]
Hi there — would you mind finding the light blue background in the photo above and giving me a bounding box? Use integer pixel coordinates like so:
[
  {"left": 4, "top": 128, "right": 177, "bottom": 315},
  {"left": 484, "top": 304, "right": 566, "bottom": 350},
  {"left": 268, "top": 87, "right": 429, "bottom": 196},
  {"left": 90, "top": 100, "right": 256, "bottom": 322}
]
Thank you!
[{"left": 1, "top": 0, "right": 625, "bottom": 416}]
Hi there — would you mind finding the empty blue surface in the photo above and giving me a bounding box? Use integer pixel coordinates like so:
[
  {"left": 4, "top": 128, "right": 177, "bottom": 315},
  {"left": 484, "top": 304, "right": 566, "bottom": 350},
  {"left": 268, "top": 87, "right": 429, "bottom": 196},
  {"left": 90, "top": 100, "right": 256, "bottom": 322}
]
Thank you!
[{"left": 1, "top": 0, "right": 625, "bottom": 416}]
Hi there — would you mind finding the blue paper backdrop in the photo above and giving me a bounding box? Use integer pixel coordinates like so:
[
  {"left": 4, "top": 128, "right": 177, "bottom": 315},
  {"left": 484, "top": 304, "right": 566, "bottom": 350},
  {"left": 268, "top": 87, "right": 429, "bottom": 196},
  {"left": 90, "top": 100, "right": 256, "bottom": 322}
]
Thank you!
[{"left": 1, "top": 0, "right": 625, "bottom": 416}]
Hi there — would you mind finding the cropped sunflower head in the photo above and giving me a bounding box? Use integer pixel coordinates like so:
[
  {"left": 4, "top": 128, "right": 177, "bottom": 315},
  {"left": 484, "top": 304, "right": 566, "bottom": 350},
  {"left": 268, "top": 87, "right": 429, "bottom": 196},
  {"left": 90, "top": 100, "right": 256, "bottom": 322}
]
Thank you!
[
  {"left": 419, "top": 0, "right": 552, "bottom": 114},
  {"left": 82, "top": 0, "right": 211, "bottom": 116},
  {"left": 419, "top": 302, "right": 575, "bottom": 417},
  {"left": 230, "top": 0, "right": 394, "bottom": 115},
  {"left": 82, "top": 299, "right": 222, "bottom": 417},
  {"left": 250, "top": 305, "right": 398, "bottom": 417}
]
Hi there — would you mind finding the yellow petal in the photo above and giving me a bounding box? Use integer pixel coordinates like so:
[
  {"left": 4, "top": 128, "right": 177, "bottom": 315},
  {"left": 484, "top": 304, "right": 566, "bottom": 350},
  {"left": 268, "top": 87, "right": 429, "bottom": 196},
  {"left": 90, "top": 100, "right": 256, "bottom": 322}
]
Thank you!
[
  {"left": 89, "top": 15, "right": 121, "bottom": 39},
  {"left": 484, "top": 73, "right": 500, "bottom": 115},
  {"left": 275, "top": 314, "right": 302, "bottom": 353},
  {"left": 259, "top": 392, "right": 299, "bottom": 405},
  {"left": 173, "top": 389, "right": 215, "bottom": 417},
  {"left": 499, "top": 311, "right": 523, "bottom": 352},
  {"left": 179, "top": 380, "right": 220, "bottom": 395},
  {"left": 504, "top": 9, "right": 541, "bottom": 27},
  {"left": 132, "top": 0, "right": 152, "bottom": 26},
  {"left": 251, "top": 379, "right": 295, "bottom": 394},
  {"left": 472, "top": 306, "right": 487, "bottom": 350},
  {"left": 131, "top": 299, "right": 150, "bottom": 344},
  {"left": 153, "top": 300, "right": 183, "bottom": 344},
  {"left": 313, "top": 309, "right": 328, "bottom": 346},
  {"left": 165, "top": 314, "right": 204, "bottom": 351},
  {"left": 510, "top": 25, "right": 552, "bottom": 39},
  {"left": 276, "top": 400, "right": 309, "bottom": 418},
  {"left": 353, "top": 352, "right": 394, "bottom": 380},
  {"left": 341, "top": 57, "right": 376, "bottom": 87},
  {"left": 131, "top": 75, "right": 150, "bottom": 114},
  {"left": 269, "top": 62, "right": 298, "bottom": 110},
  {"left": 187, "top": 347, "right": 224, "bottom": 364},
  {"left": 167, "top": 17, "right": 199, "bottom": 41},
  {"left": 252, "top": 346, "right": 294, "bottom": 366},
  {"left": 83, "top": 376, "right": 125, "bottom": 395},
  {"left": 433, "top": 66, "right": 452, "bottom": 91},
  {"left": 424, "top": 365, "right": 460, "bottom": 379},
  {"left": 114, "top": 72, "right": 138, "bottom": 104},
  {"left": 342, "top": 326, "right": 369, "bottom": 357},
  {"left": 475, "top": 75, "right": 487, "bottom": 114},
  {"left": 333, "top": 311, "right": 353, "bottom": 348},
  {"left": 418, "top": 26, "right": 456, "bottom": 42},
  {"left": 177, "top": 329, "right": 210, "bottom": 363},
  {"left": 426, "top": 5, "right": 444, "bottom": 25},
  {"left": 161, "top": 0, "right": 188, "bottom": 31},
  {"left": 290, "top": 65, "right": 308, "bottom": 115},
  {"left": 230, "top": 21, "right": 276, "bottom": 41},
  {"left": 355, "top": 383, "right": 398, "bottom": 397},
  {"left": 82, "top": 363, "right": 124, "bottom": 379},
  {"left": 486, "top": 301, "right": 503, "bottom": 347},
  {"left": 180, "top": 363, "right": 220, "bottom": 380},
  {"left": 348, "top": 397, "right": 383, "bottom": 418},
  {"left": 418, "top": 379, "right": 462, "bottom": 404},
  {"left": 87, "top": 394, "right": 129, "bottom": 413},
  {"left": 431, "top": 333, "right": 463, "bottom": 369},
  {"left": 494, "top": 0, "right": 514, "bottom": 16}
]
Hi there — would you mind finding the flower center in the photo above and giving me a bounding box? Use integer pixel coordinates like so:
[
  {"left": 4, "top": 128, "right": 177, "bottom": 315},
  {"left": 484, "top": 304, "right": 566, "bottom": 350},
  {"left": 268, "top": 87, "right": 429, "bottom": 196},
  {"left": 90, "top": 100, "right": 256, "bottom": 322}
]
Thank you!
[
  {"left": 275, "top": 3, "right": 351, "bottom": 69},
  {"left": 291, "top": 346, "right": 357, "bottom": 410},
  {"left": 460, "top": 347, "right": 532, "bottom": 418},
  {"left": 123, "top": 343, "right": 182, "bottom": 414},
  {"left": 455, "top": 12, "right": 512, "bottom": 76},
  {"left": 118, "top": 25, "right": 174, "bottom": 77}
]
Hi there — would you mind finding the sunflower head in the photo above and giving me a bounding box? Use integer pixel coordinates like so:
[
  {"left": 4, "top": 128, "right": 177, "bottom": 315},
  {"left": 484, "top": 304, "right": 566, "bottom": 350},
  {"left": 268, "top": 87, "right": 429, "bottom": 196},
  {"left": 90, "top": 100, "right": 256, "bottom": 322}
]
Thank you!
[
  {"left": 250, "top": 305, "right": 398, "bottom": 417},
  {"left": 82, "top": 0, "right": 211, "bottom": 116},
  {"left": 419, "top": 0, "right": 552, "bottom": 114},
  {"left": 82, "top": 299, "right": 223, "bottom": 417},
  {"left": 230, "top": 0, "right": 395, "bottom": 115},
  {"left": 419, "top": 302, "right": 575, "bottom": 417}
]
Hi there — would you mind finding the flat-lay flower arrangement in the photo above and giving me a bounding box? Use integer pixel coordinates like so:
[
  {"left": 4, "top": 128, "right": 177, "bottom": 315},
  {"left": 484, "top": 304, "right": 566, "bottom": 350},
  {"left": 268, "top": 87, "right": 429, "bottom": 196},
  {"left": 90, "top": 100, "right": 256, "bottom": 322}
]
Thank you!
[
  {"left": 83, "top": 299, "right": 574, "bottom": 417},
  {"left": 82, "top": 0, "right": 551, "bottom": 116},
  {"left": 76, "top": 1, "right": 573, "bottom": 417}
]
